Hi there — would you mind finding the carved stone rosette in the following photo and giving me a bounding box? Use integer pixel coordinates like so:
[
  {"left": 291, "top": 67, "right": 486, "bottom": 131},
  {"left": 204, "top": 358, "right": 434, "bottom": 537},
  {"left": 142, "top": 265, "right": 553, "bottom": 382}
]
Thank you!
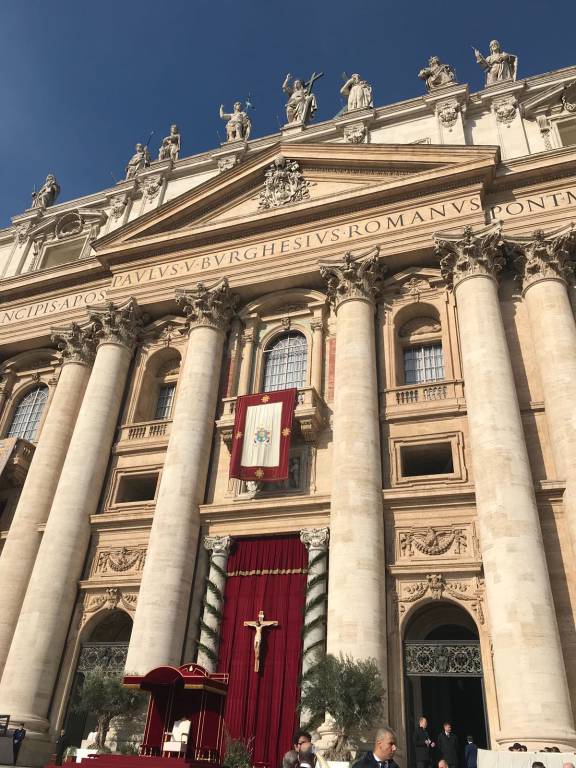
[
  {"left": 436, "top": 100, "right": 460, "bottom": 129},
  {"left": 88, "top": 297, "right": 142, "bottom": 350},
  {"left": 505, "top": 224, "right": 576, "bottom": 290},
  {"left": 434, "top": 224, "right": 506, "bottom": 289},
  {"left": 175, "top": 278, "right": 238, "bottom": 333},
  {"left": 319, "top": 247, "right": 387, "bottom": 310},
  {"left": 493, "top": 97, "right": 518, "bottom": 125},
  {"left": 51, "top": 321, "right": 97, "bottom": 366}
]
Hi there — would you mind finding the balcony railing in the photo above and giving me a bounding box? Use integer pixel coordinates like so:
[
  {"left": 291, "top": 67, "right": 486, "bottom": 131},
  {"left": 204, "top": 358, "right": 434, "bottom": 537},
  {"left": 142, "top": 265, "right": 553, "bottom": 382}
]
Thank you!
[
  {"left": 385, "top": 380, "right": 463, "bottom": 412},
  {"left": 117, "top": 419, "right": 172, "bottom": 444}
]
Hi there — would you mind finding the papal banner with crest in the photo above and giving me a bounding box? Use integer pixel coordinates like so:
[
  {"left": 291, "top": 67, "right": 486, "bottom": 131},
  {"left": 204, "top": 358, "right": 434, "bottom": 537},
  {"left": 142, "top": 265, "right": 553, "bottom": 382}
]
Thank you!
[{"left": 229, "top": 388, "right": 297, "bottom": 481}]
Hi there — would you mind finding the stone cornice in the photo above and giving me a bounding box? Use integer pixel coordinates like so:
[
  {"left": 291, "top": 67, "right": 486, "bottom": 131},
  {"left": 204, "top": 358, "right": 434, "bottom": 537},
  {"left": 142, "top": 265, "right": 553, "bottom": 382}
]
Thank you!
[
  {"left": 434, "top": 223, "right": 506, "bottom": 289},
  {"left": 175, "top": 278, "right": 238, "bottom": 332}
]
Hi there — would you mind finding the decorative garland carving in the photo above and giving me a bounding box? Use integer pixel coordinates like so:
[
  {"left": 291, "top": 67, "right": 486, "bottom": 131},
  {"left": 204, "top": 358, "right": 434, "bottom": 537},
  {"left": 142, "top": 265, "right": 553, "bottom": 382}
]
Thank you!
[
  {"left": 81, "top": 587, "right": 138, "bottom": 627},
  {"left": 94, "top": 546, "right": 147, "bottom": 575},
  {"left": 399, "top": 527, "right": 467, "bottom": 558},
  {"left": 396, "top": 574, "right": 485, "bottom": 625}
]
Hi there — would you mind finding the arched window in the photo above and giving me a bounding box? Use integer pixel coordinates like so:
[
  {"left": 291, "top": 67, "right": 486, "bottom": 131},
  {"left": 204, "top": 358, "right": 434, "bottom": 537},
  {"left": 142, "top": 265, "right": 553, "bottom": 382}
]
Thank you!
[
  {"left": 398, "top": 315, "right": 444, "bottom": 385},
  {"left": 263, "top": 332, "right": 307, "bottom": 392},
  {"left": 6, "top": 385, "right": 48, "bottom": 441}
]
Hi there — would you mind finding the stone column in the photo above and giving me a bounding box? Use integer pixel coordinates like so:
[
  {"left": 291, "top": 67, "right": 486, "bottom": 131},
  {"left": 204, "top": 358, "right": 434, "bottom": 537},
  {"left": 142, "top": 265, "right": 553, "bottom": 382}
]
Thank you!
[
  {"left": 236, "top": 320, "right": 256, "bottom": 396},
  {"left": 319, "top": 249, "right": 387, "bottom": 670},
  {"left": 196, "top": 535, "right": 232, "bottom": 672},
  {"left": 300, "top": 527, "right": 329, "bottom": 679},
  {"left": 0, "top": 300, "right": 140, "bottom": 755},
  {"left": 506, "top": 226, "right": 576, "bottom": 559},
  {"left": 0, "top": 324, "right": 95, "bottom": 678},
  {"left": 310, "top": 319, "right": 324, "bottom": 394},
  {"left": 125, "top": 279, "right": 237, "bottom": 674},
  {"left": 435, "top": 226, "right": 576, "bottom": 749}
]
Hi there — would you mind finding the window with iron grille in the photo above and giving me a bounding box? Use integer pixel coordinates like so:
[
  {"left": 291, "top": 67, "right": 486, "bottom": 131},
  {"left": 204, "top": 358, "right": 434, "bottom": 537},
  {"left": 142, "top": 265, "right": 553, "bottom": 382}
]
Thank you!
[
  {"left": 404, "top": 344, "right": 444, "bottom": 384},
  {"left": 263, "top": 332, "right": 307, "bottom": 392},
  {"left": 7, "top": 385, "right": 49, "bottom": 441},
  {"left": 154, "top": 383, "right": 176, "bottom": 420}
]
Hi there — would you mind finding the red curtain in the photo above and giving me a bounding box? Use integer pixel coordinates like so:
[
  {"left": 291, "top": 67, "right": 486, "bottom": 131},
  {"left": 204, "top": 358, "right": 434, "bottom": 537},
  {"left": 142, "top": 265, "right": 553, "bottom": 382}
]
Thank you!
[{"left": 217, "top": 535, "right": 307, "bottom": 768}]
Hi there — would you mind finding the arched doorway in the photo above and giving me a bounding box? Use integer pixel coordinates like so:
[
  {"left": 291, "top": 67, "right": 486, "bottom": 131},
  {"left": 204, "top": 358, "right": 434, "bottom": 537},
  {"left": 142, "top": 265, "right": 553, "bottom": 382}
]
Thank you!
[
  {"left": 404, "top": 602, "right": 488, "bottom": 766},
  {"left": 64, "top": 611, "right": 133, "bottom": 748}
]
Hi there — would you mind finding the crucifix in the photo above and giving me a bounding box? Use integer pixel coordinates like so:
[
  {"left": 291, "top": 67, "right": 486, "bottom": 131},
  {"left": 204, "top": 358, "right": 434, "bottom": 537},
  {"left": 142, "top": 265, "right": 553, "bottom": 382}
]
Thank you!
[{"left": 243, "top": 610, "right": 278, "bottom": 672}]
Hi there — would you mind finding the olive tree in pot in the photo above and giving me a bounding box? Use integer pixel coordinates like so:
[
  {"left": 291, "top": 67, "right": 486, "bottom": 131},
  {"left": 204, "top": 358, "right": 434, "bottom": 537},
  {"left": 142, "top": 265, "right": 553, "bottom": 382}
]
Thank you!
[
  {"left": 299, "top": 654, "right": 384, "bottom": 764},
  {"left": 70, "top": 667, "right": 146, "bottom": 752}
]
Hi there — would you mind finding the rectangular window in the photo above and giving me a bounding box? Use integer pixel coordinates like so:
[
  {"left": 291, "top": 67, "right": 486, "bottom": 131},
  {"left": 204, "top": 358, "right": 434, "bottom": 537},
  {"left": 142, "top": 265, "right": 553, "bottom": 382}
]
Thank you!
[
  {"left": 404, "top": 343, "right": 444, "bottom": 384},
  {"left": 558, "top": 119, "right": 576, "bottom": 148},
  {"left": 154, "top": 384, "right": 176, "bottom": 420},
  {"left": 401, "top": 443, "right": 454, "bottom": 477},
  {"left": 116, "top": 473, "right": 159, "bottom": 504}
]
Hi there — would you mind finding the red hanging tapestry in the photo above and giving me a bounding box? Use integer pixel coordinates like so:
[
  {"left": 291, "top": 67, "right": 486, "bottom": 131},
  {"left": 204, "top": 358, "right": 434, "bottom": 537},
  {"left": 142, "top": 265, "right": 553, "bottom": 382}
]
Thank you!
[
  {"left": 217, "top": 535, "right": 307, "bottom": 768},
  {"left": 229, "top": 388, "right": 297, "bottom": 482}
]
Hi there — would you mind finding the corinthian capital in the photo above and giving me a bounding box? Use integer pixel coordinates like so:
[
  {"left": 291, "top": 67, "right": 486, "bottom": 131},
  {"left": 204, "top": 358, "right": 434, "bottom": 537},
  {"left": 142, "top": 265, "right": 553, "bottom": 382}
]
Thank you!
[
  {"left": 300, "top": 527, "right": 330, "bottom": 551},
  {"left": 176, "top": 278, "right": 238, "bottom": 332},
  {"left": 434, "top": 224, "right": 506, "bottom": 289},
  {"left": 203, "top": 535, "right": 233, "bottom": 556},
  {"left": 505, "top": 224, "right": 576, "bottom": 291},
  {"left": 51, "top": 322, "right": 97, "bottom": 366},
  {"left": 319, "top": 247, "right": 386, "bottom": 309},
  {"left": 88, "top": 297, "right": 142, "bottom": 350}
]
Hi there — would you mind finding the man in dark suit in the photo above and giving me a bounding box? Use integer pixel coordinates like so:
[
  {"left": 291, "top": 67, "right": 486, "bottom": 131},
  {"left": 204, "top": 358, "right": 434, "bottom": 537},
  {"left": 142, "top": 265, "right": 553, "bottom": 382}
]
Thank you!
[
  {"left": 353, "top": 727, "right": 399, "bottom": 768},
  {"left": 12, "top": 723, "right": 26, "bottom": 766},
  {"left": 437, "top": 722, "right": 458, "bottom": 768},
  {"left": 414, "top": 716, "right": 435, "bottom": 768}
]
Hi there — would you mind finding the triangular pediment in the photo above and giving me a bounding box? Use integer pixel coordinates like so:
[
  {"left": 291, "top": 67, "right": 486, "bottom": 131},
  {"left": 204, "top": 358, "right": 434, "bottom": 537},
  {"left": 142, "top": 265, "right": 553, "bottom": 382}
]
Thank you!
[{"left": 94, "top": 142, "right": 499, "bottom": 263}]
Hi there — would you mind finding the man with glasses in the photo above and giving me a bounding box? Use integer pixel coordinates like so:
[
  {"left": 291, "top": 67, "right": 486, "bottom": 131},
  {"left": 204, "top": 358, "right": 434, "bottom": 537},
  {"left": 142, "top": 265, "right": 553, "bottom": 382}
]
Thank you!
[{"left": 292, "top": 731, "right": 328, "bottom": 768}]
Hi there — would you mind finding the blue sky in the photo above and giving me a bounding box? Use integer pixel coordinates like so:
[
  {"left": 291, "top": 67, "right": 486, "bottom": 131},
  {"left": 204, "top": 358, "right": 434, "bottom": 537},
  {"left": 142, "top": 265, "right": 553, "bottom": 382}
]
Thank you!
[{"left": 1, "top": 0, "right": 575, "bottom": 226}]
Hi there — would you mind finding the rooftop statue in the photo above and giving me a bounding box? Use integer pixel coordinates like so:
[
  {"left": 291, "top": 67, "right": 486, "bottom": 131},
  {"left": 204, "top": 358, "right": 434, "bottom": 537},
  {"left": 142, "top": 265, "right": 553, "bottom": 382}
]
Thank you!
[
  {"left": 340, "top": 73, "right": 373, "bottom": 111},
  {"left": 219, "top": 102, "right": 251, "bottom": 142},
  {"left": 31, "top": 174, "right": 60, "bottom": 209},
  {"left": 418, "top": 56, "right": 457, "bottom": 91},
  {"left": 125, "top": 142, "right": 151, "bottom": 180},
  {"left": 474, "top": 40, "right": 517, "bottom": 86},
  {"left": 282, "top": 71, "right": 323, "bottom": 125},
  {"left": 158, "top": 125, "right": 181, "bottom": 162}
]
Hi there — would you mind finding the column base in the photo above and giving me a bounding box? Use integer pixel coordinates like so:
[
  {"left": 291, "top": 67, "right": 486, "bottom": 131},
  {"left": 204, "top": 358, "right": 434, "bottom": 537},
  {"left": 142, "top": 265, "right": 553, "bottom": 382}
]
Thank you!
[{"left": 495, "top": 730, "right": 576, "bottom": 751}]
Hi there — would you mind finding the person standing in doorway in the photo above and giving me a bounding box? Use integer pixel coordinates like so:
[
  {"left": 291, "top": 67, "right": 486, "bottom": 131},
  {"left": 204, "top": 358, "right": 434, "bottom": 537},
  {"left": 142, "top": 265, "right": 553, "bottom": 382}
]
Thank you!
[
  {"left": 55, "top": 728, "right": 69, "bottom": 766},
  {"left": 12, "top": 723, "right": 26, "bottom": 765},
  {"left": 414, "top": 716, "right": 435, "bottom": 768},
  {"left": 464, "top": 736, "right": 477, "bottom": 768},
  {"left": 437, "top": 722, "right": 458, "bottom": 768}
]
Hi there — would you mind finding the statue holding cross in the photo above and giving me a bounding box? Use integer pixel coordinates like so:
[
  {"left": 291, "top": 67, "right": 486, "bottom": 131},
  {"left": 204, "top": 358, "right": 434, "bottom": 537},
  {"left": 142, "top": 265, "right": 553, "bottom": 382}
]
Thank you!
[
  {"left": 243, "top": 610, "right": 278, "bottom": 672},
  {"left": 282, "top": 71, "right": 323, "bottom": 126}
]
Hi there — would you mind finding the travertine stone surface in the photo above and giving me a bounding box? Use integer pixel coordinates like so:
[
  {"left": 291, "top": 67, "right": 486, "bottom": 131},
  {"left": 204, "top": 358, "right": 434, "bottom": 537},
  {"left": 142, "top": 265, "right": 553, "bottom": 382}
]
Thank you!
[
  {"left": 0, "top": 319, "right": 136, "bottom": 744},
  {"left": 0, "top": 356, "right": 91, "bottom": 678},
  {"left": 436, "top": 226, "right": 576, "bottom": 749},
  {"left": 320, "top": 251, "right": 387, "bottom": 672},
  {"left": 125, "top": 281, "right": 237, "bottom": 674}
]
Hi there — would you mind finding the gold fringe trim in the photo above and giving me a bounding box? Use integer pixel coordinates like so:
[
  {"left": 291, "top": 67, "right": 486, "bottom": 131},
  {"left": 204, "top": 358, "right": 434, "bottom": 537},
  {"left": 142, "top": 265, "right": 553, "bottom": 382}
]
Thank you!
[{"left": 227, "top": 567, "right": 307, "bottom": 577}]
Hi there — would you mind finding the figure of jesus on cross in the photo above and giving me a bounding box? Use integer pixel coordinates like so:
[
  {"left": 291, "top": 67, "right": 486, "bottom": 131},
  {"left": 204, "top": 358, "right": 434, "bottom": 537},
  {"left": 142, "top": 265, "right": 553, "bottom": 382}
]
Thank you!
[{"left": 243, "top": 610, "right": 278, "bottom": 672}]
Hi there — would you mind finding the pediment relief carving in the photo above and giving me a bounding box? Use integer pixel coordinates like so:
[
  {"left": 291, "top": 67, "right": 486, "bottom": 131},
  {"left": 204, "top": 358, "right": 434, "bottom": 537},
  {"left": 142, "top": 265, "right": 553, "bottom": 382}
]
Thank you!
[
  {"left": 93, "top": 144, "right": 498, "bottom": 256},
  {"left": 27, "top": 206, "right": 107, "bottom": 242},
  {"left": 398, "top": 316, "right": 441, "bottom": 337}
]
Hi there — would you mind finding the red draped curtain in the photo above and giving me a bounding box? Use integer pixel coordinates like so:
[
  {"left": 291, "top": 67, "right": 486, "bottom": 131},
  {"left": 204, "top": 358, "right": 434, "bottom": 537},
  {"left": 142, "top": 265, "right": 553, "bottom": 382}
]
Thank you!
[{"left": 217, "top": 535, "right": 307, "bottom": 768}]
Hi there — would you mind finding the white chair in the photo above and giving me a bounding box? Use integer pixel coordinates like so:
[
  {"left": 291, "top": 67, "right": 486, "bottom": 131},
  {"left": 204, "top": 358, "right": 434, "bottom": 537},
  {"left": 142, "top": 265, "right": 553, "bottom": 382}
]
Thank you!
[{"left": 163, "top": 718, "right": 191, "bottom": 757}]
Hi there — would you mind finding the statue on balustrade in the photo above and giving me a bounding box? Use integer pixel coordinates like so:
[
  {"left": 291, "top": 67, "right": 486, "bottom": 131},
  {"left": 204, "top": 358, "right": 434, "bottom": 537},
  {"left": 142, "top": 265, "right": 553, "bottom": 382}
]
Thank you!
[
  {"left": 31, "top": 174, "right": 60, "bottom": 209},
  {"left": 158, "top": 124, "right": 181, "bottom": 162},
  {"left": 219, "top": 102, "right": 251, "bottom": 142},
  {"left": 419, "top": 56, "right": 457, "bottom": 91},
  {"left": 125, "top": 143, "right": 151, "bottom": 180},
  {"left": 282, "top": 72, "right": 323, "bottom": 125},
  {"left": 340, "top": 73, "right": 373, "bottom": 111},
  {"left": 474, "top": 40, "right": 517, "bottom": 86}
]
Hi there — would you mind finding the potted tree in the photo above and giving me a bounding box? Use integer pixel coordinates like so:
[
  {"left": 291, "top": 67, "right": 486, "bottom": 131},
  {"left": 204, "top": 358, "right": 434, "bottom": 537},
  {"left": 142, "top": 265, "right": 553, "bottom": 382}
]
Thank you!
[
  {"left": 299, "top": 654, "right": 384, "bottom": 768},
  {"left": 70, "top": 666, "right": 146, "bottom": 753}
]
